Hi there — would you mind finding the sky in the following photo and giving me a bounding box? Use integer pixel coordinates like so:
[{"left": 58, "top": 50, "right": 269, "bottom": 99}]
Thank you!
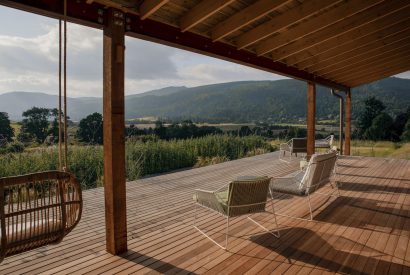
[{"left": 0, "top": 6, "right": 409, "bottom": 98}]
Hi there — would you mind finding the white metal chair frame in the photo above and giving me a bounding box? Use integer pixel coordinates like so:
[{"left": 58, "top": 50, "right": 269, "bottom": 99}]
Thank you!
[
  {"left": 279, "top": 138, "right": 307, "bottom": 163},
  {"left": 315, "top": 135, "right": 334, "bottom": 149},
  {"left": 193, "top": 180, "right": 280, "bottom": 250},
  {"left": 272, "top": 152, "right": 340, "bottom": 221}
]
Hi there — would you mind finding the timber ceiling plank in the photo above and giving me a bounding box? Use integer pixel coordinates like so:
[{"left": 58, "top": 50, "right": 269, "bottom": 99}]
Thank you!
[
  {"left": 269, "top": 0, "right": 410, "bottom": 61},
  {"left": 180, "top": 0, "right": 235, "bottom": 32},
  {"left": 326, "top": 47, "right": 410, "bottom": 81},
  {"left": 349, "top": 65, "right": 410, "bottom": 86},
  {"left": 343, "top": 58, "right": 410, "bottom": 86},
  {"left": 255, "top": 0, "right": 384, "bottom": 56},
  {"left": 309, "top": 30, "right": 410, "bottom": 75},
  {"left": 235, "top": 0, "right": 338, "bottom": 49},
  {"left": 211, "top": 0, "right": 291, "bottom": 42},
  {"left": 337, "top": 55, "right": 410, "bottom": 83},
  {"left": 139, "top": 0, "right": 169, "bottom": 20},
  {"left": 289, "top": 13, "right": 410, "bottom": 69}
]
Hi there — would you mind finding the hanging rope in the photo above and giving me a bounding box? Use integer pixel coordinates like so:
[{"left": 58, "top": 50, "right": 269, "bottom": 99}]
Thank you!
[
  {"left": 58, "top": 0, "right": 68, "bottom": 171},
  {"left": 63, "top": 0, "right": 68, "bottom": 171},
  {"left": 58, "top": 19, "right": 62, "bottom": 171}
]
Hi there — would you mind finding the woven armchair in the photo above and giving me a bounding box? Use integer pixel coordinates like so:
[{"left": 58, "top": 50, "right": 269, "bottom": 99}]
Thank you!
[
  {"left": 271, "top": 151, "right": 338, "bottom": 220},
  {"left": 315, "top": 135, "right": 334, "bottom": 149},
  {"left": 193, "top": 176, "right": 280, "bottom": 250},
  {"left": 279, "top": 138, "right": 307, "bottom": 162}
]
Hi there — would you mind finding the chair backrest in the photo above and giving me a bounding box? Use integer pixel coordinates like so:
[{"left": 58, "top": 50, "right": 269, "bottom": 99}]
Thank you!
[
  {"left": 328, "top": 135, "right": 334, "bottom": 146},
  {"left": 227, "top": 176, "right": 271, "bottom": 217},
  {"left": 0, "top": 171, "right": 82, "bottom": 261},
  {"left": 290, "top": 138, "right": 307, "bottom": 153},
  {"left": 300, "top": 151, "right": 337, "bottom": 194}
]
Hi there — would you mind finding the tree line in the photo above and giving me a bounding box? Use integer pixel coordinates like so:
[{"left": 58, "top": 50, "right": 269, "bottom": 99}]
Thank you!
[{"left": 356, "top": 97, "right": 410, "bottom": 141}]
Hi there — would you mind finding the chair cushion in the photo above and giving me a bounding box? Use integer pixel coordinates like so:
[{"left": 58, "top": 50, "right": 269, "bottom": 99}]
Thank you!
[{"left": 271, "top": 177, "right": 306, "bottom": 196}]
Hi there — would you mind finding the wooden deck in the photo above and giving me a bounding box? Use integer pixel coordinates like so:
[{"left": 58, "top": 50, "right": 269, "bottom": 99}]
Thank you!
[{"left": 1, "top": 152, "right": 409, "bottom": 274}]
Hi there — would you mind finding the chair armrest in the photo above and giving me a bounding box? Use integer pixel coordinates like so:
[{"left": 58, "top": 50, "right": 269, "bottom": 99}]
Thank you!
[
  {"left": 193, "top": 189, "right": 227, "bottom": 215},
  {"left": 280, "top": 143, "right": 290, "bottom": 151}
]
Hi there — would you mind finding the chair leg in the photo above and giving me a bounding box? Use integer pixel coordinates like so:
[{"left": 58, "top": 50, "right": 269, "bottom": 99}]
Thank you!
[
  {"left": 193, "top": 204, "right": 228, "bottom": 250},
  {"left": 307, "top": 194, "right": 313, "bottom": 221},
  {"left": 225, "top": 217, "right": 230, "bottom": 250},
  {"left": 247, "top": 216, "right": 280, "bottom": 238}
]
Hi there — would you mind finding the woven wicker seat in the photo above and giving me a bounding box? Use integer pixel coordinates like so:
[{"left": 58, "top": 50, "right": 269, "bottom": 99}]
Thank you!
[
  {"left": 193, "top": 176, "right": 280, "bottom": 250},
  {"left": 271, "top": 151, "right": 339, "bottom": 220},
  {"left": 0, "top": 171, "right": 82, "bottom": 262}
]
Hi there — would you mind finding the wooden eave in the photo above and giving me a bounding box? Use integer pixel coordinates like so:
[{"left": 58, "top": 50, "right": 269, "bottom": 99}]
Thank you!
[{"left": 1, "top": 0, "right": 410, "bottom": 89}]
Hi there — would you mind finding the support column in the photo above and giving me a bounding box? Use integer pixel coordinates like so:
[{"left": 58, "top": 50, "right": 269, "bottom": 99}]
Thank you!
[
  {"left": 344, "top": 89, "right": 352, "bottom": 155},
  {"left": 307, "top": 82, "right": 316, "bottom": 158},
  {"left": 103, "top": 8, "right": 127, "bottom": 255}
]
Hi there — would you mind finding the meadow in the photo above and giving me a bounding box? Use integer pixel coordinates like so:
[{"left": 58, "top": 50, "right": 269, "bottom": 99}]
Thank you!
[{"left": 0, "top": 135, "right": 274, "bottom": 190}]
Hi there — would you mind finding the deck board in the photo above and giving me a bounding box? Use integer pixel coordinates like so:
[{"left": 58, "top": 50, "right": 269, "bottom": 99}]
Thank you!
[{"left": 1, "top": 152, "right": 409, "bottom": 274}]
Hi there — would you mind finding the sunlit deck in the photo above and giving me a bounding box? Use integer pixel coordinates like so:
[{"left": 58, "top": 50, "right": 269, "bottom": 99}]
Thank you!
[{"left": 1, "top": 152, "right": 409, "bottom": 274}]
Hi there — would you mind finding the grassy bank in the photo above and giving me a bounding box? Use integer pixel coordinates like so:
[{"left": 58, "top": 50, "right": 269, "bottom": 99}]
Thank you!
[{"left": 0, "top": 135, "right": 274, "bottom": 190}]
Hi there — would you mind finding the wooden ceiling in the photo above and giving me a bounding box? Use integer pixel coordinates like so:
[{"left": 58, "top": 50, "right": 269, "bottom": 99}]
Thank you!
[{"left": 2, "top": 0, "right": 410, "bottom": 89}]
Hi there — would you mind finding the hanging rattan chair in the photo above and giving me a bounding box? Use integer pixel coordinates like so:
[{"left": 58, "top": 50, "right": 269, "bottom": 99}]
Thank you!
[{"left": 0, "top": 171, "right": 82, "bottom": 262}]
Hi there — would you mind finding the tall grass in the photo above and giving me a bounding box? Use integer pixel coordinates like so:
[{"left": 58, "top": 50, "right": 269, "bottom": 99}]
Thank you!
[{"left": 0, "top": 135, "right": 273, "bottom": 190}]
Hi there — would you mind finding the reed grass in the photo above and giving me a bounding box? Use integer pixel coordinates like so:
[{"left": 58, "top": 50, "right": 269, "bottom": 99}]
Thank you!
[{"left": 0, "top": 135, "right": 273, "bottom": 190}]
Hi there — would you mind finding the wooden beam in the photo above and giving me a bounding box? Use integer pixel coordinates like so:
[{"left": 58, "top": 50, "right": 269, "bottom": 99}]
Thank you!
[
  {"left": 291, "top": 14, "right": 410, "bottom": 69},
  {"left": 307, "top": 82, "right": 316, "bottom": 158},
  {"left": 269, "top": 1, "right": 409, "bottom": 60},
  {"left": 180, "top": 0, "right": 235, "bottom": 32},
  {"left": 349, "top": 66, "right": 410, "bottom": 87},
  {"left": 337, "top": 56, "right": 410, "bottom": 84},
  {"left": 311, "top": 31, "right": 410, "bottom": 75},
  {"left": 139, "top": 0, "right": 168, "bottom": 20},
  {"left": 0, "top": 0, "right": 349, "bottom": 91},
  {"left": 211, "top": 0, "right": 290, "bottom": 41},
  {"left": 344, "top": 90, "right": 351, "bottom": 156},
  {"left": 333, "top": 50, "right": 410, "bottom": 81},
  {"left": 255, "top": 0, "right": 384, "bottom": 56},
  {"left": 324, "top": 46, "right": 410, "bottom": 80},
  {"left": 103, "top": 8, "right": 127, "bottom": 255},
  {"left": 236, "top": 0, "right": 337, "bottom": 49}
]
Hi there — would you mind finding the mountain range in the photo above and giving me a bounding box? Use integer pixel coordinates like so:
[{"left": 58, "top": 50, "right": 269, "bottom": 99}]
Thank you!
[{"left": 0, "top": 77, "right": 409, "bottom": 122}]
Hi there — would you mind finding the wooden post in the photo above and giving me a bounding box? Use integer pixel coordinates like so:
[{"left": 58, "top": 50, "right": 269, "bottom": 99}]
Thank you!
[
  {"left": 344, "top": 89, "right": 352, "bottom": 155},
  {"left": 103, "top": 8, "right": 127, "bottom": 255},
  {"left": 307, "top": 82, "right": 316, "bottom": 159}
]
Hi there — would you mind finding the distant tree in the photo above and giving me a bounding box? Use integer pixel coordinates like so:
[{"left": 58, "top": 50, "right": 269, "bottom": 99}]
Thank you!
[
  {"left": 239, "top": 126, "right": 252, "bottom": 137},
  {"left": 401, "top": 119, "right": 410, "bottom": 142},
  {"left": 19, "top": 107, "right": 51, "bottom": 143},
  {"left": 0, "top": 112, "right": 14, "bottom": 143},
  {"left": 364, "top": 112, "right": 393, "bottom": 141},
  {"left": 391, "top": 107, "right": 410, "bottom": 141},
  {"left": 357, "top": 97, "right": 386, "bottom": 138},
  {"left": 77, "top": 113, "right": 103, "bottom": 144},
  {"left": 48, "top": 108, "right": 70, "bottom": 143},
  {"left": 154, "top": 121, "right": 166, "bottom": 139}
]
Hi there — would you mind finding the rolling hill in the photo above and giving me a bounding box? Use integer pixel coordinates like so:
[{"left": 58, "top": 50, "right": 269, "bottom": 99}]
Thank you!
[{"left": 0, "top": 77, "right": 409, "bottom": 122}]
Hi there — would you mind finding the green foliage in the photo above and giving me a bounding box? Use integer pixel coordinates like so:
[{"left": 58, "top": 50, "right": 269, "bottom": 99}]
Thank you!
[
  {"left": 401, "top": 120, "right": 410, "bottom": 142},
  {"left": 0, "top": 141, "right": 25, "bottom": 154},
  {"left": 357, "top": 97, "right": 386, "bottom": 138},
  {"left": 19, "top": 107, "right": 51, "bottom": 143},
  {"left": 77, "top": 112, "right": 103, "bottom": 144},
  {"left": 391, "top": 107, "right": 410, "bottom": 141},
  {"left": 364, "top": 112, "right": 393, "bottom": 141},
  {"left": 0, "top": 135, "right": 272, "bottom": 190},
  {"left": 0, "top": 112, "right": 14, "bottom": 143}
]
